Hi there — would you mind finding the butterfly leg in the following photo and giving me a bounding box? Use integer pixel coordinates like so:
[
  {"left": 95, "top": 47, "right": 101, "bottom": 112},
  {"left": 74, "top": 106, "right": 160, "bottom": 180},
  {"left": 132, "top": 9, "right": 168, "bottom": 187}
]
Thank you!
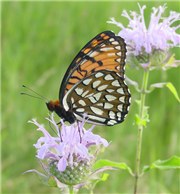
[{"left": 77, "top": 121, "right": 82, "bottom": 143}]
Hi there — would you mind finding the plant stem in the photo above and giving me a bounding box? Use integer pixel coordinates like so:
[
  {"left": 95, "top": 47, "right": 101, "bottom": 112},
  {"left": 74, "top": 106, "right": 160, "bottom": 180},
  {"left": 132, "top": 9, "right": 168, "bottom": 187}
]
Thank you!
[
  {"left": 69, "top": 186, "right": 74, "bottom": 194},
  {"left": 134, "top": 69, "right": 149, "bottom": 194}
]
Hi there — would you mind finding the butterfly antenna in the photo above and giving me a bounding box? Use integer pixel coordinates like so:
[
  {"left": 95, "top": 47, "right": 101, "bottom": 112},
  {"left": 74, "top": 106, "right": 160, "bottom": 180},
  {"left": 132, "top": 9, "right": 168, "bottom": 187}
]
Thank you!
[
  {"left": 58, "top": 124, "right": 63, "bottom": 142},
  {"left": 77, "top": 122, "right": 82, "bottom": 143},
  {"left": 47, "top": 114, "right": 58, "bottom": 136},
  {"left": 21, "top": 85, "right": 49, "bottom": 102},
  {"left": 47, "top": 114, "right": 63, "bottom": 142}
]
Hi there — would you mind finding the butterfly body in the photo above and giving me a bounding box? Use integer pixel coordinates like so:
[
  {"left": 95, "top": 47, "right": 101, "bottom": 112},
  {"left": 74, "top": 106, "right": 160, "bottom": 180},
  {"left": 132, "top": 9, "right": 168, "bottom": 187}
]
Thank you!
[
  {"left": 46, "top": 100, "right": 76, "bottom": 124},
  {"left": 47, "top": 31, "right": 131, "bottom": 126}
]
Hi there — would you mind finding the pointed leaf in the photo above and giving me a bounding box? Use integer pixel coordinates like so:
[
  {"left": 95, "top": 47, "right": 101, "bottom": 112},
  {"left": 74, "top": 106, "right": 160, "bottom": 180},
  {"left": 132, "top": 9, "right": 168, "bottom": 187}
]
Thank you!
[
  {"left": 166, "top": 82, "right": 180, "bottom": 102},
  {"left": 148, "top": 82, "right": 167, "bottom": 92},
  {"left": 84, "top": 165, "right": 117, "bottom": 185},
  {"left": 142, "top": 156, "right": 180, "bottom": 173},
  {"left": 94, "top": 159, "right": 133, "bottom": 176},
  {"left": 23, "top": 169, "right": 50, "bottom": 186},
  {"left": 148, "top": 82, "right": 180, "bottom": 102}
]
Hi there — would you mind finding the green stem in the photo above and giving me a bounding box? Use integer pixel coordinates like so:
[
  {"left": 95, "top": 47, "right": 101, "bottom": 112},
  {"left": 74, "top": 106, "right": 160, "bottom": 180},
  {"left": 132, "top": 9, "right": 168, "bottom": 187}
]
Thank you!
[
  {"left": 134, "top": 69, "right": 149, "bottom": 194},
  {"left": 90, "top": 189, "right": 94, "bottom": 194},
  {"left": 69, "top": 186, "right": 74, "bottom": 194}
]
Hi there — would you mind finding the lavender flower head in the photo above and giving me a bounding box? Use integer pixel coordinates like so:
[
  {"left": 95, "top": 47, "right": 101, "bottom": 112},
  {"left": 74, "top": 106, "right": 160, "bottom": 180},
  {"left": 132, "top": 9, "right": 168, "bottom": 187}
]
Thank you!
[
  {"left": 108, "top": 3, "right": 180, "bottom": 71},
  {"left": 23, "top": 114, "right": 115, "bottom": 189}
]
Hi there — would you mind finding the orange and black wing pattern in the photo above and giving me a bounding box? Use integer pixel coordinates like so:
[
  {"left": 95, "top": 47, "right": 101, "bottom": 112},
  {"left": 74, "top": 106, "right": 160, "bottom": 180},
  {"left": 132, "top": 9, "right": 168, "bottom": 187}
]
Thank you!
[
  {"left": 46, "top": 30, "right": 131, "bottom": 126},
  {"left": 59, "top": 31, "right": 127, "bottom": 104}
]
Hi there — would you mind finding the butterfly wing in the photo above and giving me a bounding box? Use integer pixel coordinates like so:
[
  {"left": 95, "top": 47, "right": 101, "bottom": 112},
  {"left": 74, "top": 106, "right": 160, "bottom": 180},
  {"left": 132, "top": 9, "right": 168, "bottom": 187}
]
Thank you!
[
  {"left": 59, "top": 31, "right": 126, "bottom": 105},
  {"left": 62, "top": 70, "right": 131, "bottom": 126}
]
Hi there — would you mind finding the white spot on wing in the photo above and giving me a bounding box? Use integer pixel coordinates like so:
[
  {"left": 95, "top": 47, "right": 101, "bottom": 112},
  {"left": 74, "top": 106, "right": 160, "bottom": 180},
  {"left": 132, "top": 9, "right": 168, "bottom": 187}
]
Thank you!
[
  {"left": 90, "top": 106, "right": 104, "bottom": 115},
  {"left": 109, "top": 111, "right": 115, "bottom": 119},
  {"left": 116, "top": 58, "right": 121, "bottom": 63},
  {"left": 82, "top": 90, "right": 89, "bottom": 97},
  {"left": 88, "top": 115, "right": 106, "bottom": 122},
  {"left": 104, "top": 102, "right": 114, "bottom": 109},
  {"left": 104, "top": 74, "right": 114, "bottom": 81},
  {"left": 78, "top": 99, "right": 86, "bottom": 106},
  {"left": 76, "top": 108, "right": 85, "bottom": 112},
  {"left": 111, "top": 80, "right": 121, "bottom": 87},
  {"left": 101, "top": 43, "right": 106, "bottom": 47},
  {"left": 85, "top": 92, "right": 95, "bottom": 98},
  {"left": 96, "top": 103, "right": 103, "bottom": 107},
  {"left": 105, "top": 94, "right": 116, "bottom": 101},
  {"left": 83, "top": 78, "right": 92, "bottom": 85},
  {"left": 116, "top": 52, "right": 122, "bottom": 56},
  {"left": 117, "top": 104, "right": 123, "bottom": 111},
  {"left": 71, "top": 97, "right": 74, "bottom": 103},
  {"left": 93, "top": 92, "right": 102, "bottom": 101},
  {"left": 119, "top": 96, "right": 125, "bottom": 103},
  {"left": 109, "top": 38, "right": 115, "bottom": 42},
  {"left": 88, "top": 96, "right": 97, "bottom": 103},
  {"left": 116, "top": 66, "right": 120, "bottom": 70},
  {"left": 97, "top": 84, "right": 108, "bottom": 91},
  {"left": 117, "top": 112, "right": 122, "bottom": 119},
  {"left": 89, "top": 51, "right": 98, "bottom": 57},
  {"left": 75, "top": 88, "right": 83, "bottom": 95},
  {"left": 115, "top": 45, "right": 121, "bottom": 50},
  {"left": 107, "top": 120, "right": 117, "bottom": 125},
  {"left": 117, "top": 88, "right": 124, "bottom": 94},
  {"left": 73, "top": 104, "right": 77, "bottom": 108},
  {"left": 106, "top": 89, "right": 115, "bottom": 93},
  {"left": 92, "top": 80, "right": 101, "bottom": 88},
  {"left": 108, "top": 53, "right": 115, "bottom": 56},
  {"left": 100, "top": 47, "right": 114, "bottom": 51},
  {"left": 111, "top": 41, "right": 119, "bottom": 45},
  {"left": 95, "top": 72, "right": 104, "bottom": 78}
]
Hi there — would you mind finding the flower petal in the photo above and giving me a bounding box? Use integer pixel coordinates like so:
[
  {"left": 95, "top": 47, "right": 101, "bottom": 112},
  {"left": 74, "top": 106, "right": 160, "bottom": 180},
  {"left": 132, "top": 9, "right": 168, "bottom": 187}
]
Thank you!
[{"left": 58, "top": 156, "right": 67, "bottom": 171}]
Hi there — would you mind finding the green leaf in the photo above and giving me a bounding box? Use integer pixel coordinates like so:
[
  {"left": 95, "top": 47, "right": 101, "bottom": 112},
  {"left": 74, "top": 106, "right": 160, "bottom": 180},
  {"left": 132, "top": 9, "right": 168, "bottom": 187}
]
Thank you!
[
  {"left": 33, "top": 171, "right": 50, "bottom": 187},
  {"left": 142, "top": 156, "right": 180, "bottom": 173},
  {"left": 166, "top": 82, "right": 180, "bottom": 102},
  {"left": 90, "top": 173, "right": 109, "bottom": 191},
  {"left": 148, "top": 82, "right": 180, "bottom": 102},
  {"left": 150, "top": 52, "right": 178, "bottom": 70},
  {"left": 135, "top": 114, "right": 141, "bottom": 125},
  {"left": 163, "top": 53, "right": 175, "bottom": 66},
  {"left": 160, "top": 53, "right": 180, "bottom": 70},
  {"left": 101, "top": 173, "right": 109, "bottom": 181},
  {"left": 94, "top": 159, "right": 133, "bottom": 176},
  {"left": 48, "top": 176, "right": 58, "bottom": 187},
  {"left": 135, "top": 100, "right": 150, "bottom": 127}
]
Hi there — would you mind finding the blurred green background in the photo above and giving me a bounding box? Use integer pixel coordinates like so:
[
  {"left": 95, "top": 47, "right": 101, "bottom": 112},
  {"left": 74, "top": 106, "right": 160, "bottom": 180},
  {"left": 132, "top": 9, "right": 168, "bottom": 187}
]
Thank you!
[{"left": 2, "top": 1, "right": 180, "bottom": 194}]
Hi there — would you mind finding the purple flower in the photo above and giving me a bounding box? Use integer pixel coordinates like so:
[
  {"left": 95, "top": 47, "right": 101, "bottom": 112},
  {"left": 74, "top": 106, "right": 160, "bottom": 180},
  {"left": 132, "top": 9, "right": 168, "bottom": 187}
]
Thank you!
[
  {"left": 107, "top": 3, "right": 180, "bottom": 71},
  {"left": 23, "top": 114, "right": 116, "bottom": 189}
]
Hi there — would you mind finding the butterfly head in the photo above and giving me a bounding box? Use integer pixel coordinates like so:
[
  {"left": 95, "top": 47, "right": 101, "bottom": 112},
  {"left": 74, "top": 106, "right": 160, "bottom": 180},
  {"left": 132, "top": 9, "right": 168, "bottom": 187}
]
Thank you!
[
  {"left": 46, "top": 100, "right": 76, "bottom": 124},
  {"left": 46, "top": 100, "right": 60, "bottom": 112}
]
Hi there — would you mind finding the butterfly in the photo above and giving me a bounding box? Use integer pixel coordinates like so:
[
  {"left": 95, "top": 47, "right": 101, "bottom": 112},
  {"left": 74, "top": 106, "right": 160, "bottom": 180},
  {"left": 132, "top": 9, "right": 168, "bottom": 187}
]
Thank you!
[{"left": 46, "top": 31, "right": 131, "bottom": 126}]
